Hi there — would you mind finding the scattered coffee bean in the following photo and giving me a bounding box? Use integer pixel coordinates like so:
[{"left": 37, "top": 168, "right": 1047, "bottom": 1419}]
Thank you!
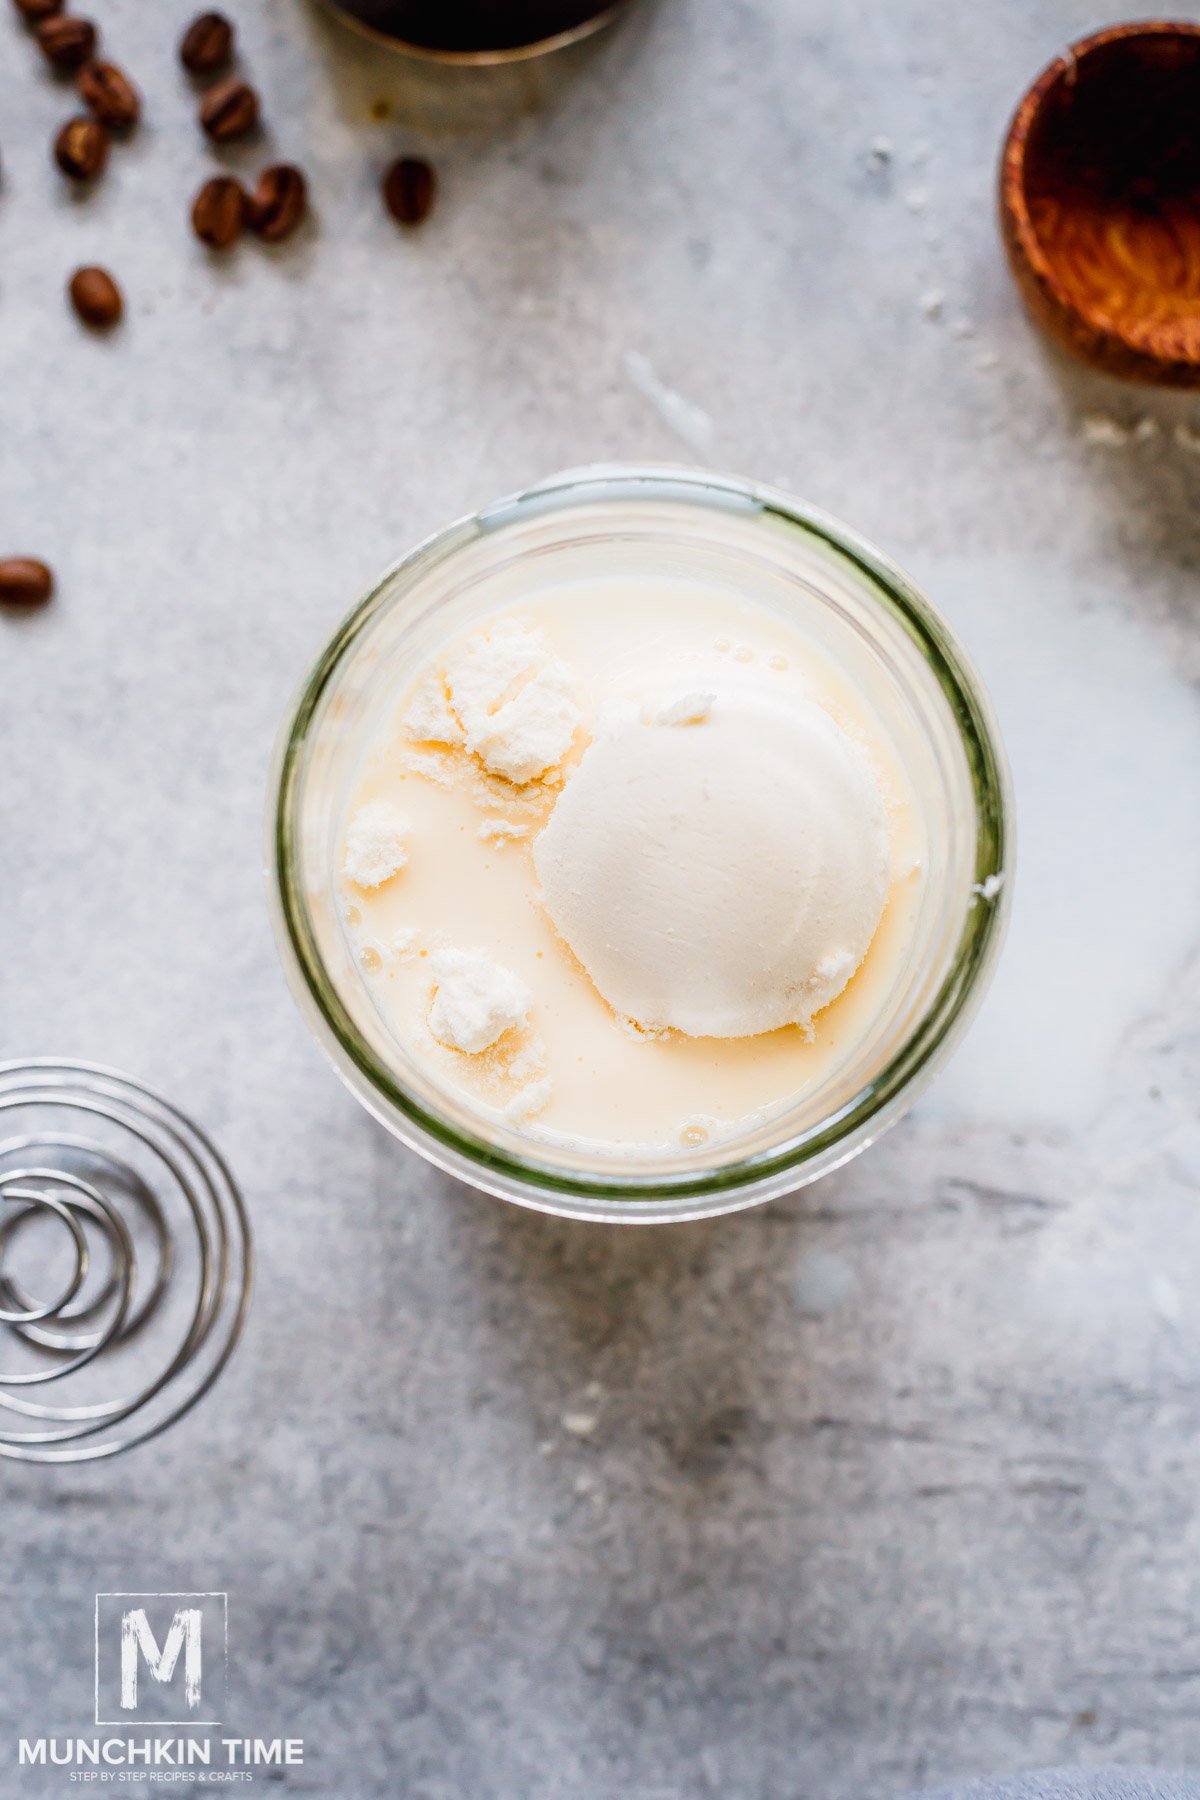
[
  {"left": 179, "top": 10, "right": 234, "bottom": 75},
  {"left": 35, "top": 13, "right": 97, "bottom": 67},
  {"left": 54, "top": 114, "right": 108, "bottom": 180},
  {"left": 382, "top": 156, "right": 436, "bottom": 226},
  {"left": 199, "top": 78, "right": 259, "bottom": 142},
  {"left": 0, "top": 559, "right": 54, "bottom": 606},
  {"left": 12, "top": 0, "right": 63, "bottom": 22},
  {"left": 247, "top": 163, "right": 307, "bottom": 243},
  {"left": 69, "top": 265, "right": 123, "bottom": 327},
  {"left": 191, "top": 174, "right": 247, "bottom": 249},
  {"left": 77, "top": 60, "right": 140, "bottom": 130}
]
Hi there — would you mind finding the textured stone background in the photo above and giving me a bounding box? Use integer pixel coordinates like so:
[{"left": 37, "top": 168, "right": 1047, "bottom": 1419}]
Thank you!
[{"left": 3, "top": 2, "right": 1200, "bottom": 1795}]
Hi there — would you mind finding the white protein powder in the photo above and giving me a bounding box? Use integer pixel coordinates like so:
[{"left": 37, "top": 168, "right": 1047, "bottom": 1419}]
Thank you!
[
  {"left": 343, "top": 801, "right": 410, "bottom": 888},
  {"left": 427, "top": 947, "right": 531, "bottom": 1055}
]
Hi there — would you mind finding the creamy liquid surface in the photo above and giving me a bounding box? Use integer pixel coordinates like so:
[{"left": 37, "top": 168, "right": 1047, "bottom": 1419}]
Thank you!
[{"left": 339, "top": 576, "right": 926, "bottom": 1153}]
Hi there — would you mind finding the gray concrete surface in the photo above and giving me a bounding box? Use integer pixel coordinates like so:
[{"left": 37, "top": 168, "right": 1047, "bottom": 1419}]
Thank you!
[{"left": 4, "top": 2, "right": 1200, "bottom": 1795}]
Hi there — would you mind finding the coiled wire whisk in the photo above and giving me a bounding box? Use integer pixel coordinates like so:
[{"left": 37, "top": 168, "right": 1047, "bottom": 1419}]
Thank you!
[{"left": 0, "top": 1060, "right": 252, "bottom": 1464}]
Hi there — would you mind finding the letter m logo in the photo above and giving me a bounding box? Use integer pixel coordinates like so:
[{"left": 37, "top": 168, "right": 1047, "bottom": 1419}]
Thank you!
[
  {"left": 95, "top": 1594, "right": 227, "bottom": 1725},
  {"left": 121, "top": 1607, "right": 202, "bottom": 1711}
]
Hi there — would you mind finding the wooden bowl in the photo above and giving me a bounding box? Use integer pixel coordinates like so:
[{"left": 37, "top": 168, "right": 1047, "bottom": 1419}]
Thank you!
[{"left": 1000, "top": 21, "right": 1200, "bottom": 386}]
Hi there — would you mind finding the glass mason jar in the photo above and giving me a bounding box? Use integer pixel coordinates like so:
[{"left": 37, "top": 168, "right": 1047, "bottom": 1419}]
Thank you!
[
  {"left": 268, "top": 466, "right": 1012, "bottom": 1224},
  {"left": 317, "top": 0, "right": 627, "bottom": 58},
  {"left": 311, "top": 0, "right": 633, "bottom": 134}
]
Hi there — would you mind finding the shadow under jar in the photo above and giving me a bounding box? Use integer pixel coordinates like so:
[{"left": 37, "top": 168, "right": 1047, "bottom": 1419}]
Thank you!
[{"left": 269, "top": 467, "right": 1012, "bottom": 1225}]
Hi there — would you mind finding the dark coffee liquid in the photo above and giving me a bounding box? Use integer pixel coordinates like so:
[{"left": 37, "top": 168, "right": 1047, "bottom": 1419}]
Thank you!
[{"left": 336, "top": 1, "right": 615, "bottom": 51}]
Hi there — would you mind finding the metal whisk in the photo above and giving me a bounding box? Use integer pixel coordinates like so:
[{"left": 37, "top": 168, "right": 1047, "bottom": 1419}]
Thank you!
[{"left": 0, "top": 1059, "right": 252, "bottom": 1464}]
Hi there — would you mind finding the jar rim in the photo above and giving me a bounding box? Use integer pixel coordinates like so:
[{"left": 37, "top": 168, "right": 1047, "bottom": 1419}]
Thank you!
[
  {"left": 268, "top": 465, "right": 1012, "bottom": 1222},
  {"left": 314, "top": 0, "right": 625, "bottom": 65}
]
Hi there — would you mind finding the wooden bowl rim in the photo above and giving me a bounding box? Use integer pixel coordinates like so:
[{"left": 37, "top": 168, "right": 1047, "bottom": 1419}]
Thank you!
[{"left": 1000, "top": 18, "right": 1200, "bottom": 373}]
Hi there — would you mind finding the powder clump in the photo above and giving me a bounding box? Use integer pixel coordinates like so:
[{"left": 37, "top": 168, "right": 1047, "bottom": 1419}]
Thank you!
[
  {"left": 428, "top": 946, "right": 531, "bottom": 1055},
  {"left": 402, "top": 618, "right": 580, "bottom": 786},
  {"left": 343, "top": 801, "right": 409, "bottom": 888}
]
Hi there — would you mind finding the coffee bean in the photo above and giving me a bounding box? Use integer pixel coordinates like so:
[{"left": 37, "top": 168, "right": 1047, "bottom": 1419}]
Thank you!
[
  {"left": 179, "top": 10, "right": 233, "bottom": 75},
  {"left": 198, "top": 79, "right": 259, "bottom": 142},
  {"left": 12, "top": 0, "right": 63, "bottom": 22},
  {"left": 54, "top": 114, "right": 108, "bottom": 180},
  {"left": 0, "top": 559, "right": 54, "bottom": 606},
  {"left": 77, "top": 60, "right": 140, "bottom": 129},
  {"left": 191, "top": 174, "right": 247, "bottom": 249},
  {"left": 247, "top": 164, "right": 308, "bottom": 243},
  {"left": 69, "top": 265, "right": 123, "bottom": 327},
  {"left": 35, "top": 13, "right": 97, "bottom": 67},
  {"left": 382, "top": 156, "right": 436, "bottom": 226}
]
